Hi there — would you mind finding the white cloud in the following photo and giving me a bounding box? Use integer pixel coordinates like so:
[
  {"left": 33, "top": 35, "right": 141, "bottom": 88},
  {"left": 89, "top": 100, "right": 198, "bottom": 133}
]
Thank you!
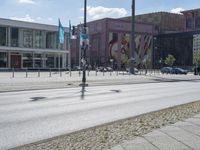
[
  {"left": 171, "top": 7, "right": 185, "bottom": 14},
  {"left": 10, "top": 14, "right": 35, "bottom": 22},
  {"left": 18, "top": 0, "right": 35, "bottom": 4},
  {"left": 82, "top": 6, "right": 128, "bottom": 21}
]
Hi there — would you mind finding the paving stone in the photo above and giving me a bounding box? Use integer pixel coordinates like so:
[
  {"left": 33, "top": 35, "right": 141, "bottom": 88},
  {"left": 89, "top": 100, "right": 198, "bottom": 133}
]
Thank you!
[
  {"left": 173, "top": 122, "right": 200, "bottom": 136},
  {"left": 193, "top": 114, "right": 200, "bottom": 118},
  {"left": 160, "top": 126, "right": 200, "bottom": 149},
  {"left": 109, "top": 145, "right": 124, "bottom": 150},
  {"left": 144, "top": 130, "right": 189, "bottom": 150},
  {"left": 122, "top": 137, "right": 158, "bottom": 150},
  {"left": 185, "top": 117, "right": 200, "bottom": 126}
]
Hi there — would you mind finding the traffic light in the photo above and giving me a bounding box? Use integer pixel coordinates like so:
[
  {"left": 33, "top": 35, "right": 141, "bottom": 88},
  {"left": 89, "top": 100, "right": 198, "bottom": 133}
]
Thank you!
[{"left": 72, "top": 26, "right": 75, "bottom": 35}]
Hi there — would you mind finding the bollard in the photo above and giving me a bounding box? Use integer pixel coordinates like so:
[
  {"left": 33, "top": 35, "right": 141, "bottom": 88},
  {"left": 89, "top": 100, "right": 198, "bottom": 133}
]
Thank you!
[
  {"left": 38, "top": 69, "right": 40, "bottom": 77},
  {"left": 110, "top": 71, "right": 112, "bottom": 76},
  {"left": 87, "top": 70, "right": 89, "bottom": 76},
  {"left": 117, "top": 70, "right": 118, "bottom": 76},
  {"left": 12, "top": 68, "right": 14, "bottom": 78},
  {"left": 49, "top": 69, "right": 51, "bottom": 77},
  {"left": 79, "top": 71, "right": 81, "bottom": 77},
  {"left": 103, "top": 70, "right": 105, "bottom": 76},
  {"left": 26, "top": 68, "right": 28, "bottom": 78},
  {"left": 96, "top": 70, "right": 97, "bottom": 76},
  {"left": 60, "top": 69, "right": 62, "bottom": 77},
  {"left": 70, "top": 70, "right": 72, "bottom": 77}
]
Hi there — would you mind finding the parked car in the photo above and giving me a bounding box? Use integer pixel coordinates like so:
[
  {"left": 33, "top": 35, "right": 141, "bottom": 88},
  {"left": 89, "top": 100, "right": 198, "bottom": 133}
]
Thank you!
[
  {"left": 126, "top": 67, "right": 139, "bottom": 74},
  {"left": 105, "top": 67, "right": 113, "bottom": 72},
  {"left": 73, "top": 66, "right": 82, "bottom": 71},
  {"left": 161, "top": 67, "right": 173, "bottom": 74},
  {"left": 171, "top": 67, "right": 188, "bottom": 75},
  {"left": 96, "top": 66, "right": 106, "bottom": 72}
]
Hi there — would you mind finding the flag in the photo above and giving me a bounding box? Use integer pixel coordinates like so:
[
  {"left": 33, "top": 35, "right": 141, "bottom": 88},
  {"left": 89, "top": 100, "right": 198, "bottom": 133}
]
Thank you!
[{"left": 59, "top": 19, "right": 64, "bottom": 44}]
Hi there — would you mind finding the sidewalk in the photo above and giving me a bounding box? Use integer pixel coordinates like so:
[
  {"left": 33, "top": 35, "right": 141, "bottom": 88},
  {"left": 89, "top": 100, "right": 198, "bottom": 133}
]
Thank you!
[{"left": 110, "top": 113, "right": 200, "bottom": 150}]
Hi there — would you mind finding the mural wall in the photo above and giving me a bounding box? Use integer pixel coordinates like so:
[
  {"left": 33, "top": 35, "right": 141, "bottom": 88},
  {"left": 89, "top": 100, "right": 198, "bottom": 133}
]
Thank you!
[{"left": 109, "top": 32, "right": 153, "bottom": 68}]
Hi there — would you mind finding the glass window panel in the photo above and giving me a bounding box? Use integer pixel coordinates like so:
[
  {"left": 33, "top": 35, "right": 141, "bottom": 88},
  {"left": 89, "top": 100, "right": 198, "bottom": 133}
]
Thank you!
[
  {"left": 34, "top": 53, "right": 42, "bottom": 68},
  {"left": 0, "top": 52, "right": 7, "bottom": 68},
  {"left": 0, "top": 26, "right": 7, "bottom": 46},
  {"left": 11, "top": 28, "right": 19, "bottom": 47},
  {"left": 46, "top": 32, "right": 56, "bottom": 49},
  {"left": 35, "top": 30, "right": 43, "bottom": 48},
  {"left": 23, "top": 29, "right": 33, "bottom": 48},
  {"left": 46, "top": 54, "right": 54, "bottom": 68},
  {"left": 23, "top": 53, "right": 33, "bottom": 68}
]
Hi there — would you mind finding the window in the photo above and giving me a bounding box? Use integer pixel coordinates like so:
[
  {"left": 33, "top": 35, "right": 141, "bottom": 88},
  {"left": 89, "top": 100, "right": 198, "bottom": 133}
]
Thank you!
[
  {"left": 46, "top": 32, "right": 56, "bottom": 49},
  {"left": 0, "top": 26, "right": 7, "bottom": 46},
  {"left": 34, "top": 30, "right": 43, "bottom": 48},
  {"left": 23, "top": 29, "right": 33, "bottom": 48},
  {"left": 186, "top": 18, "right": 193, "bottom": 29},
  {"left": 23, "top": 53, "right": 33, "bottom": 68},
  {"left": 196, "top": 17, "right": 200, "bottom": 28},
  {"left": 11, "top": 28, "right": 19, "bottom": 47},
  {"left": 0, "top": 52, "right": 7, "bottom": 68}
]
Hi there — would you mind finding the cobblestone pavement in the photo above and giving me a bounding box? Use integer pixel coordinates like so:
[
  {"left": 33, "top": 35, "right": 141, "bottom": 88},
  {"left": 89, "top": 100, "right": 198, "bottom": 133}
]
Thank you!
[{"left": 110, "top": 113, "right": 200, "bottom": 150}]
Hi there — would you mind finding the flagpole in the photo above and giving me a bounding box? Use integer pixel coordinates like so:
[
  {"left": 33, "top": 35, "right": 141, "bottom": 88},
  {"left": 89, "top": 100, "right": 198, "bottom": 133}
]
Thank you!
[{"left": 68, "top": 20, "right": 72, "bottom": 75}]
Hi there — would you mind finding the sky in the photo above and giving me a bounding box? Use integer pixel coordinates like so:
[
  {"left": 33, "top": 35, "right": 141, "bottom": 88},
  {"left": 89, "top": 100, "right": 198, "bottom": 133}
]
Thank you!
[{"left": 0, "top": 0, "right": 200, "bottom": 27}]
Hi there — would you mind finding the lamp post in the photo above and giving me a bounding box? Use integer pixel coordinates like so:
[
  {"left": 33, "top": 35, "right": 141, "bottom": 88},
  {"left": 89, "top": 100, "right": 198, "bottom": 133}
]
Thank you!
[
  {"left": 129, "top": 0, "right": 135, "bottom": 74},
  {"left": 82, "top": 0, "right": 87, "bottom": 85}
]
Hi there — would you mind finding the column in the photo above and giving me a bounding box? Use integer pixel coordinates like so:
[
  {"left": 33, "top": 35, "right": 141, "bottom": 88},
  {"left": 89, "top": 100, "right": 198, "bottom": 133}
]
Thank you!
[
  {"left": 54, "top": 54, "right": 57, "bottom": 68},
  {"left": 8, "top": 52, "right": 11, "bottom": 68},
  {"left": 32, "top": 52, "right": 35, "bottom": 69}
]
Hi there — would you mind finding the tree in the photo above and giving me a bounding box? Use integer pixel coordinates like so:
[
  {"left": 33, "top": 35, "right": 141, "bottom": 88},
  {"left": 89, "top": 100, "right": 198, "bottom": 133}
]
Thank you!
[
  {"left": 143, "top": 57, "right": 151, "bottom": 74},
  {"left": 164, "top": 54, "right": 176, "bottom": 67},
  {"left": 193, "top": 51, "right": 200, "bottom": 66}
]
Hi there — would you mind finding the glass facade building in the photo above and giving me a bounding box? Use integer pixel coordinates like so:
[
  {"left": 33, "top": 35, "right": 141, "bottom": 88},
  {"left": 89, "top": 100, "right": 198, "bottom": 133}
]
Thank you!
[
  {"left": 153, "top": 30, "right": 200, "bottom": 68},
  {"left": 0, "top": 18, "right": 69, "bottom": 69}
]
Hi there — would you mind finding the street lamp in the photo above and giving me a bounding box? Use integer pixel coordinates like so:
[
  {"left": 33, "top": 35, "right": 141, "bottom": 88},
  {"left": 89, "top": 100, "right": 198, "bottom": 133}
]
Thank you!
[
  {"left": 129, "top": 0, "right": 135, "bottom": 74},
  {"left": 81, "top": 0, "right": 87, "bottom": 85}
]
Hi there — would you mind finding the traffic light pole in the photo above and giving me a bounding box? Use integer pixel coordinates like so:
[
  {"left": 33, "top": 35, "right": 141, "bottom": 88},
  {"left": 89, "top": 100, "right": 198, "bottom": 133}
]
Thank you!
[
  {"left": 129, "top": 0, "right": 135, "bottom": 74},
  {"left": 82, "top": 0, "right": 87, "bottom": 85}
]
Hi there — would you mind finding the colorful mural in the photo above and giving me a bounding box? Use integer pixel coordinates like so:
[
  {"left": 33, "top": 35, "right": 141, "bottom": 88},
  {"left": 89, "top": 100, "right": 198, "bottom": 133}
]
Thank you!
[{"left": 109, "top": 32, "right": 152, "bottom": 68}]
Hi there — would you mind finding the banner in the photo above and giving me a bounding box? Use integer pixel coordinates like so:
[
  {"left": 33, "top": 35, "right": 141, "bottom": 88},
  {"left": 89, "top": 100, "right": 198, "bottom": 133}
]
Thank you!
[{"left": 59, "top": 19, "right": 64, "bottom": 44}]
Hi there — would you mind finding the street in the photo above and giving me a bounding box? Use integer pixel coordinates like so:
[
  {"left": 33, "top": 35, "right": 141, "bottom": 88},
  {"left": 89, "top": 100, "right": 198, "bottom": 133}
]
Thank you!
[{"left": 1, "top": 80, "right": 200, "bottom": 149}]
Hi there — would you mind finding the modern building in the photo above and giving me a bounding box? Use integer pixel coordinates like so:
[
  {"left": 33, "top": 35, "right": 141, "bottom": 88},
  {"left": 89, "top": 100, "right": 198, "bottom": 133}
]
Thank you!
[
  {"left": 153, "top": 9, "right": 200, "bottom": 68},
  {"left": 153, "top": 31, "right": 197, "bottom": 68},
  {"left": 122, "top": 12, "right": 185, "bottom": 34},
  {"left": 182, "top": 8, "right": 200, "bottom": 31},
  {"left": 72, "top": 18, "right": 156, "bottom": 69},
  {"left": 0, "top": 18, "right": 69, "bottom": 69}
]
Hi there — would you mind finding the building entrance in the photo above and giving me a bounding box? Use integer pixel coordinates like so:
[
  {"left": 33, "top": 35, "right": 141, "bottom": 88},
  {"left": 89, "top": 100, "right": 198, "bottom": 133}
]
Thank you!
[{"left": 11, "top": 55, "right": 21, "bottom": 68}]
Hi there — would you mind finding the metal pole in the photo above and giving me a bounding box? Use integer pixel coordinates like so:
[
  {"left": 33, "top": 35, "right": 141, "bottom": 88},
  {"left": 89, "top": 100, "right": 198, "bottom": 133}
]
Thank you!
[
  {"left": 82, "top": 0, "right": 87, "bottom": 85},
  {"left": 129, "top": 0, "right": 135, "bottom": 74}
]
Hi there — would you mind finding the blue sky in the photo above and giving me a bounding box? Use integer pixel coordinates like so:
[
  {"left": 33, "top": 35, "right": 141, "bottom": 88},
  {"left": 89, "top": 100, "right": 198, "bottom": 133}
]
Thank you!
[{"left": 0, "top": 0, "right": 200, "bottom": 27}]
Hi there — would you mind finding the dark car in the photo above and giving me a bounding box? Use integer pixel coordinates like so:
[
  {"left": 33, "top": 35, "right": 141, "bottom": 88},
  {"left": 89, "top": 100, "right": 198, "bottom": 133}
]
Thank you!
[
  {"left": 161, "top": 67, "right": 172, "bottom": 74},
  {"left": 171, "top": 67, "right": 188, "bottom": 75}
]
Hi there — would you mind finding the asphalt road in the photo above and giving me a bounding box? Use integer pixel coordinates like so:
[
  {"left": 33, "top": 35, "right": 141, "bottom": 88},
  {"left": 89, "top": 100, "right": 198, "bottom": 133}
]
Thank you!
[{"left": 1, "top": 80, "right": 200, "bottom": 149}]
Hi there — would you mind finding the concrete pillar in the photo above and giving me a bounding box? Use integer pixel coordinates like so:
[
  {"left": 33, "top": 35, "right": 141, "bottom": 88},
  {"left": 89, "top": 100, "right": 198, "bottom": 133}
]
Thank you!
[
  {"left": 54, "top": 54, "right": 57, "bottom": 68},
  {"left": 8, "top": 51, "right": 11, "bottom": 68},
  {"left": 32, "top": 52, "right": 35, "bottom": 68},
  {"left": 8, "top": 27, "right": 11, "bottom": 47}
]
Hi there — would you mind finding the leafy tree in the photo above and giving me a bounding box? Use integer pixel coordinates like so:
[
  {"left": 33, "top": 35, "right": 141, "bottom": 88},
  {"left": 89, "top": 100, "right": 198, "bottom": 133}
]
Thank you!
[
  {"left": 143, "top": 57, "right": 151, "bottom": 74},
  {"left": 164, "top": 54, "right": 176, "bottom": 67},
  {"left": 193, "top": 51, "right": 200, "bottom": 66}
]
